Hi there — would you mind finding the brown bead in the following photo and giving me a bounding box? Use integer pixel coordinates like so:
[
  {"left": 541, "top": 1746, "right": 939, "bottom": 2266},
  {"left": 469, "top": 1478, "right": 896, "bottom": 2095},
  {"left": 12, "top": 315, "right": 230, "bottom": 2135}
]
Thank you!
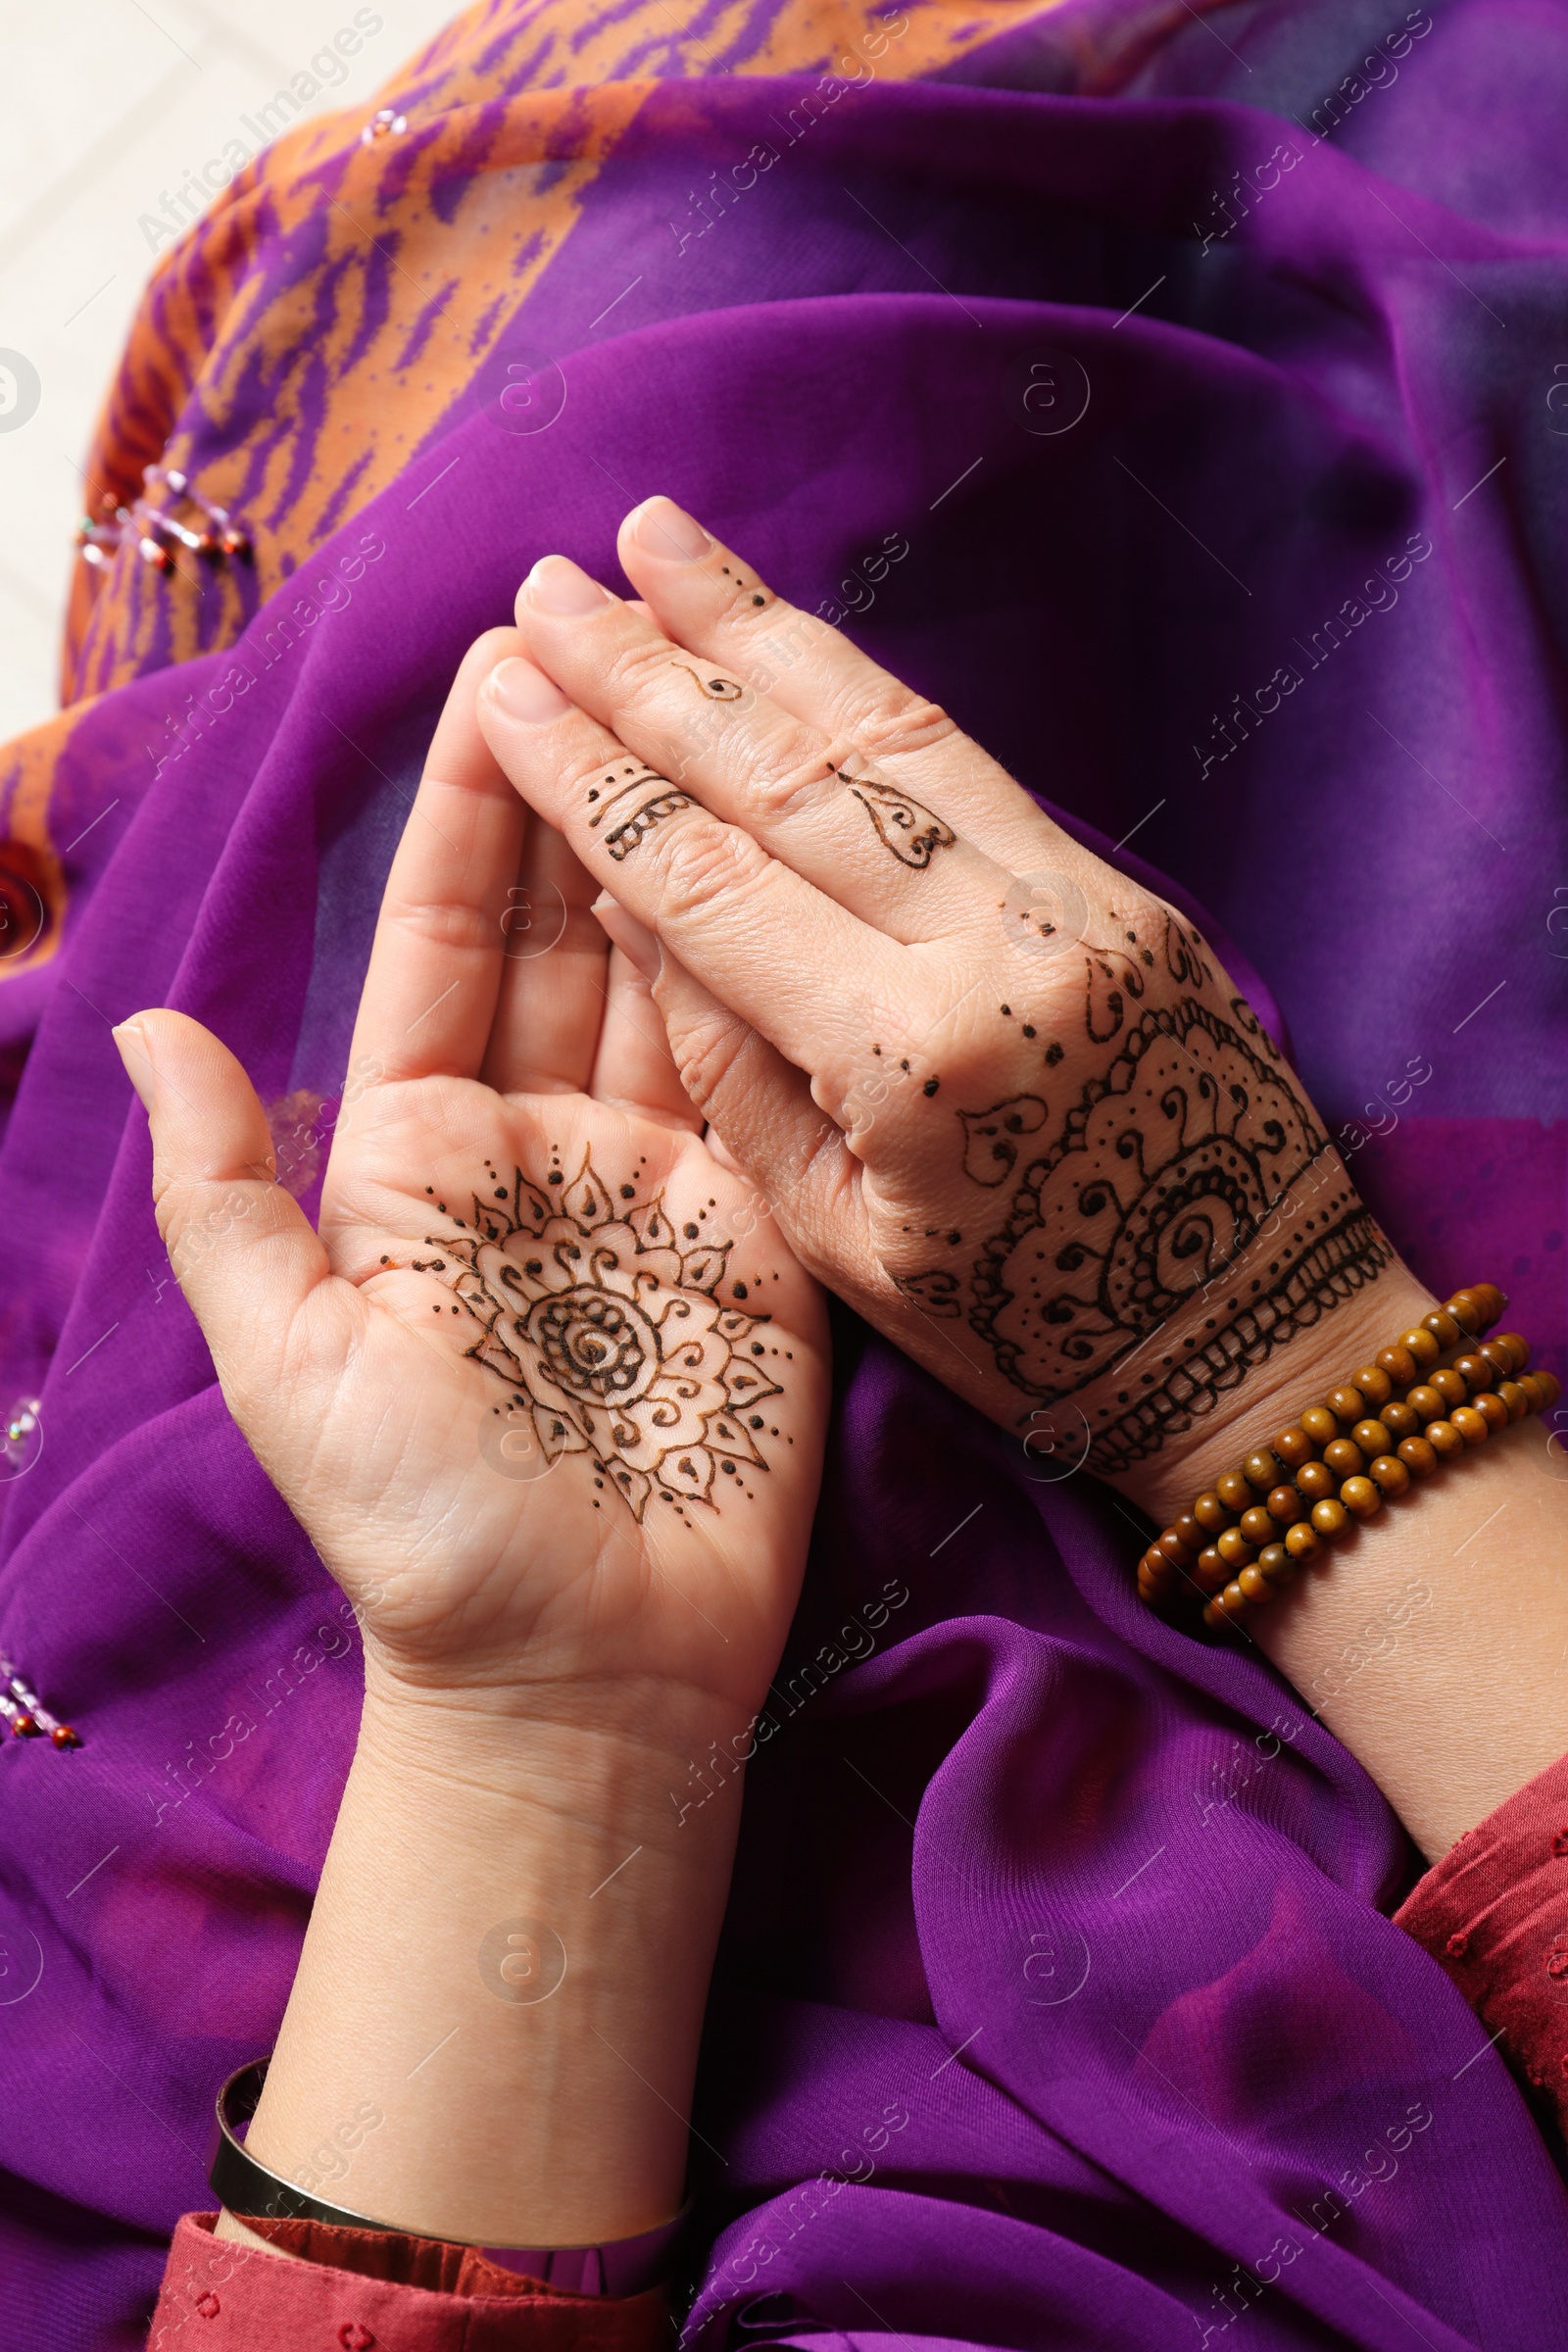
[
  {"left": 1257, "top": 1542, "right": 1294, "bottom": 1583},
  {"left": 1137, "top": 1566, "right": 1166, "bottom": 1600},
  {"left": 1240, "top": 1505, "right": 1275, "bottom": 1546},
  {"left": 1452, "top": 1355, "right": 1491, "bottom": 1395},
  {"left": 1340, "top": 1475, "right": 1381, "bottom": 1520},
  {"left": 1310, "top": 1498, "right": 1349, "bottom": 1538},
  {"left": 1271, "top": 1425, "right": 1314, "bottom": 1469},
  {"left": 1494, "top": 1331, "right": 1530, "bottom": 1371},
  {"left": 1173, "top": 1510, "right": 1203, "bottom": 1552},
  {"left": 1201, "top": 1596, "right": 1228, "bottom": 1631},
  {"left": 1285, "top": 1521, "right": 1323, "bottom": 1563},
  {"left": 1425, "top": 1419, "right": 1464, "bottom": 1459},
  {"left": 1517, "top": 1373, "right": 1545, "bottom": 1412},
  {"left": 1423, "top": 1308, "right": 1462, "bottom": 1348},
  {"left": 1479, "top": 1338, "right": 1520, "bottom": 1381},
  {"left": 1397, "top": 1435, "right": 1439, "bottom": 1478},
  {"left": 1430, "top": 1367, "right": 1468, "bottom": 1408},
  {"left": 1266, "top": 1485, "right": 1304, "bottom": 1526},
  {"left": 1299, "top": 1404, "right": 1339, "bottom": 1447},
  {"left": 1470, "top": 1283, "right": 1507, "bottom": 1327},
  {"left": 1140, "top": 1546, "right": 1168, "bottom": 1578},
  {"left": 1194, "top": 1491, "right": 1232, "bottom": 1534},
  {"left": 1238, "top": 1563, "right": 1274, "bottom": 1603},
  {"left": 1405, "top": 1385, "right": 1445, "bottom": 1425},
  {"left": 1350, "top": 1419, "right": 1392, "bottom": 1457},
  {"left": 1369, "top": 1453, "right": 1410, "bottom": 1497},
  {"left": 1324, "top": 1386, "right": 1366, "bottom": 1425},
  {"left": 1217, "top": 1527, "right": 1257, "bottom": 1568},
  {"left": 1472, "top": 1392, "right": 1509, "bottom": 1434},
  {"left": 1296, "top": 1459, "right": 1335, "bottom": 1501},
  {"left": 1196, "top": 1545, "right": 1229, "bottom": 1594},
  {"left": 1351, "top": 1363, "right": 1393, "bottom": 1407},
  {"left": 1157, "top": 1529, "right": 1196, "bottom": 1567},
  {"left": 1322, "top": 1437, "right": 1364, "bottom": 1478},
  {"left": 1221, "top": 1579, "right": 1250, "bottom": 1615},
  {"left": 1495, "top": 1379, "right": 1529, "bottom": 1422},
  {"left": 1446, "top": 1293, "right": 1485, "bottom": 1335},
  {"left": 1381, "top": 1399, "right": 1420, "bottom": 1440},
  {"left": 1216, "top": 1470, "right": 1251, "bottom": 1513},
  {"left": 1242, "top": 1449, "right": 1280, "bottom": 1491},
  {"left": 1538, "top": 1370, "right": 1562, "bottom": 1409},
  {"left": 1376, "top": 1344, "right": 1419, "bottom": 1387},
  {"left": 1401, "top": 1328, "right": 1442, "bottom": 1369}
]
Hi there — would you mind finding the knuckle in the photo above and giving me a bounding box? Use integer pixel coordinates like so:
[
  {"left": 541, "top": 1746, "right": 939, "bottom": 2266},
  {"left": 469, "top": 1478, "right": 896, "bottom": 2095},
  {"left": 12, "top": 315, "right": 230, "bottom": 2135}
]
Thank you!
[
  {"left": 852, "top": 693, "right": 959, "bottom": 762},
  {"left": 603, "top": 635, "right": 681, "bottom": 708},
  {"left": 670, "top": 1004, "right": 750, "bottom": 1110},
  {"left": 654, "top": 816, "right": 769, "bottom": 918}
]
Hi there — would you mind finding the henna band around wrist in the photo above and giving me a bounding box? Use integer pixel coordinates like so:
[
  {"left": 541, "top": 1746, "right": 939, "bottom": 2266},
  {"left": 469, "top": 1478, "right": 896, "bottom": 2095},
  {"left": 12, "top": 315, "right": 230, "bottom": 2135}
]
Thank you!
[
  {"left": 1135, "top": 1284, "right": 1561, "bottom": 1633},
  {"left": 210, "top": 2056, "right": 690, "bottom": 2295}
]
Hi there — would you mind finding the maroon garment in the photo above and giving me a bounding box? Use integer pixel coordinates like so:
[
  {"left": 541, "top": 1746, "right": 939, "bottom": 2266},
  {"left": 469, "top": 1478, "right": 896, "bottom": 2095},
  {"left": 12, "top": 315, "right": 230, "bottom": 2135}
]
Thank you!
[
  {"left": 1395, "top": 1749, "right": 1568, "bottom": 2135},
  {"left": 147, "top": 2212, "right": 670, "bottom": 2348}
]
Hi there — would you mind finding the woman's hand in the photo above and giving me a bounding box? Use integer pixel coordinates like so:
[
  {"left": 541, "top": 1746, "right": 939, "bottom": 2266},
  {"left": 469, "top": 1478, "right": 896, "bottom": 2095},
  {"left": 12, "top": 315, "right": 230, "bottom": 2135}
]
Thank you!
[
  {"left": 115, "top": 631, "right": 830, "bottom": 1740},
  {"left": 472, "top": 500, "right": 1431, "bottom": 1532}
]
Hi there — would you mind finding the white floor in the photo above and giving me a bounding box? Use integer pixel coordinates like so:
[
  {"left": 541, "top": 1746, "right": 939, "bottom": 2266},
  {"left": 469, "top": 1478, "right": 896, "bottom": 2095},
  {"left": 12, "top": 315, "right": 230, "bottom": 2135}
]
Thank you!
[{"left": 0, "top": 0, "right": 463, "bottom": 743}]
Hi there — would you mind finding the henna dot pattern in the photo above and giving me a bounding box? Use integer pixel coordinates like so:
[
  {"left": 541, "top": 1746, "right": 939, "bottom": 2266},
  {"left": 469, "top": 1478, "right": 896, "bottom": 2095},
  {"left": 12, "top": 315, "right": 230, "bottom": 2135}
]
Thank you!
[{"left": 422, "top": 1156, "right": 782, "bottom": 1520}]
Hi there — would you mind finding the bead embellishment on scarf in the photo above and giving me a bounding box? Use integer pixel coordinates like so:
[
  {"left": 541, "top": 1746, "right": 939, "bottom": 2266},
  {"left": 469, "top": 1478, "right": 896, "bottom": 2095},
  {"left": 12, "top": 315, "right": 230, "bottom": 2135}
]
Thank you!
[
  {"left": 0, "top": 1653, "right": 80, "bottom": 1748},
  {"left": 1137, "top": 1285, "right": 1562, "bottom": 1632},
  {"left": 74, "top": 465, "right": 252, "bottom": 576},
  {"left": 362, "top": 106, "right": 406, "bottom": 142},
  {"left": 406, "top": 1153, "right": 790, "bottom": 1523}
]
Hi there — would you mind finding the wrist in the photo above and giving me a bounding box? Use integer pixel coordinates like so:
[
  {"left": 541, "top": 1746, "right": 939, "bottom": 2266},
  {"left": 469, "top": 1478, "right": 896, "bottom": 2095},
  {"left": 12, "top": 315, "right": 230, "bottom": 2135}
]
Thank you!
[{"left": 1107, "top": 1253, "right": 1439, "bottom": 1530}]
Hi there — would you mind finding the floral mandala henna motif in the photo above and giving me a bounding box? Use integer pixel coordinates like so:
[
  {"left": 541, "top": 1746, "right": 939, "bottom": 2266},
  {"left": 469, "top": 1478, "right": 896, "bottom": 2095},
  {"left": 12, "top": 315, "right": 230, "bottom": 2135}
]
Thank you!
[
  {"left": 584, "top": 759, "right": 692, "bottom": 863},
  {"left": 844, "top": 776, "right": 956, "bottom": 869},
  {"left": 968, "top": 998, "right": 1328, "bottom": 1397},
  {"left": 894, "top": 908, "right": 1394, "bottom": 1468},
  {"left": 416, "top": 1157, "right": 783, "bottom": 1520}
]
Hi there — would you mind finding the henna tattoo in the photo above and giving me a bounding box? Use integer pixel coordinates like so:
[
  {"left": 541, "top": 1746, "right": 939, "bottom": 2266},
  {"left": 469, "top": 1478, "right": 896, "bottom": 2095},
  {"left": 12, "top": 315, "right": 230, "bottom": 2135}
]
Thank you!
[
  {"left": 893, "top": 910, "right": 1394, "bottom": 1464},
  {"left": 1086, "top": 1195, "right": 1391, "bottom": 1475},
  {"left": 957, "top": 1096, "right": 1048, "bottom": 1186},
  {"left": 967, "top": 994, "right": 1328, "bottom": 1396},
  {"left": 584, "top": 760, "right": 692, "bottom": 862},
  {"left": 845, "top": 777, "right": 956, "bottom": 869},
  {"left": 672, "top": 662, "right": 746, "bottom": 702},
  {"left": 416, "top": 1156, "right": 783, "bottom": 1520}
]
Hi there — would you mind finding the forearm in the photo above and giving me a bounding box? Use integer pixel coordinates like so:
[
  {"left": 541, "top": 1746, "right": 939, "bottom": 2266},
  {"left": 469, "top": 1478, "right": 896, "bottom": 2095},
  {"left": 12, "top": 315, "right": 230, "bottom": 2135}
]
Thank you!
[
  {"left": 218, "top": 1671, "right": 745, "bottom": 2255},
  {"left": 1117, "top": 1264, "right": 1568, "bottom": 1863}
]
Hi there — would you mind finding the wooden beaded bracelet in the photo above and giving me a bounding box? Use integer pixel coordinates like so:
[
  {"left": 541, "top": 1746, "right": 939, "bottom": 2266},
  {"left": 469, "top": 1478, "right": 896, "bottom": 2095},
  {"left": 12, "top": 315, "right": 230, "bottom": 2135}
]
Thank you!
[{"left": 1134, "top": 1285, "right": 1562, "bottom": 1633}]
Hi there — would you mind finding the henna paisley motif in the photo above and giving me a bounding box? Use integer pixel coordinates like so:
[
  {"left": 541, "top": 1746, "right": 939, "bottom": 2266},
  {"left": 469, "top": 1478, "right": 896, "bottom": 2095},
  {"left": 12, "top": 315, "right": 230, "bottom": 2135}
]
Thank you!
[
  {"left": 957, "top": 1096, "right": 1048, "bottom": 1187},
  {"left": 672, "top": 662, "right": 747, "bottom": 702},
  {"left": 967, "top": 998, "right": 1328, "bottom": 1400},
  {"left": 846, "top": 778, "right": 956, "bottom": 869},
  {"left": 421, "top": 1157, "right": 782, "bottom": 1520}
]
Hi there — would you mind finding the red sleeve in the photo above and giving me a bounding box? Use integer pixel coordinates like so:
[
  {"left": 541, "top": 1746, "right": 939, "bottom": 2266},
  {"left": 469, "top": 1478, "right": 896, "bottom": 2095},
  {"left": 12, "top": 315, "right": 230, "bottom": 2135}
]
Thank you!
[
  {"left": 1394, "top": 1748, "right": 1568, "bottom": 2129},
  {"left": 147, "top": 2212, "right": 670, "bottom": 2350}
]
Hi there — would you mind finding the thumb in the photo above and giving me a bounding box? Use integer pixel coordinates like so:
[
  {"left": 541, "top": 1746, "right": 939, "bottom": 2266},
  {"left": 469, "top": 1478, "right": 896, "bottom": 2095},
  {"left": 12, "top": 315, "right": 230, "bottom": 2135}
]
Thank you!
[{"left": 115, "top": 1010, "right": 332, "bottom": 1400}]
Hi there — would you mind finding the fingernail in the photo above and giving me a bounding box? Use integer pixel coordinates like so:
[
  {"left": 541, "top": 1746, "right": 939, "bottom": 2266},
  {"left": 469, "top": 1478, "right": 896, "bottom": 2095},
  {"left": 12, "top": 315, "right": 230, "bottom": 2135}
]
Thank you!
[
  {"left": 631, "top": 497, "right": 711, "bottom": 561},
  {"left": 592, "top": 892, "right": 662, "bottom": 983},
  {"left": 484, "top": 657, "right": 574, "bottom": 723},
  {"left": 525, "top": 556, "right": 612, "bottom": 614},
  {"left": 112, "top": 1019, "right": 155, "bottom": 1113}
]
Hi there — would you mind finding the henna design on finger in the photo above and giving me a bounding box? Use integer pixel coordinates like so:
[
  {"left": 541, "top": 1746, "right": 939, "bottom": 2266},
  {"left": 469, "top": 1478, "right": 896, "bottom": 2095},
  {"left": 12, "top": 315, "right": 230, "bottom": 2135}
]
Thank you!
[
  {"left": 416, "top": 1154, "right": 785, "bottom": 1521},
  {"left": 671, "top": 662, "right": 747, "bottom": 702},
  {"left": 585, "top": 760, "right": 693, "bottom": 862},
  {"left": 844, "top": 776, "right": 956, "bottom": 869}
]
